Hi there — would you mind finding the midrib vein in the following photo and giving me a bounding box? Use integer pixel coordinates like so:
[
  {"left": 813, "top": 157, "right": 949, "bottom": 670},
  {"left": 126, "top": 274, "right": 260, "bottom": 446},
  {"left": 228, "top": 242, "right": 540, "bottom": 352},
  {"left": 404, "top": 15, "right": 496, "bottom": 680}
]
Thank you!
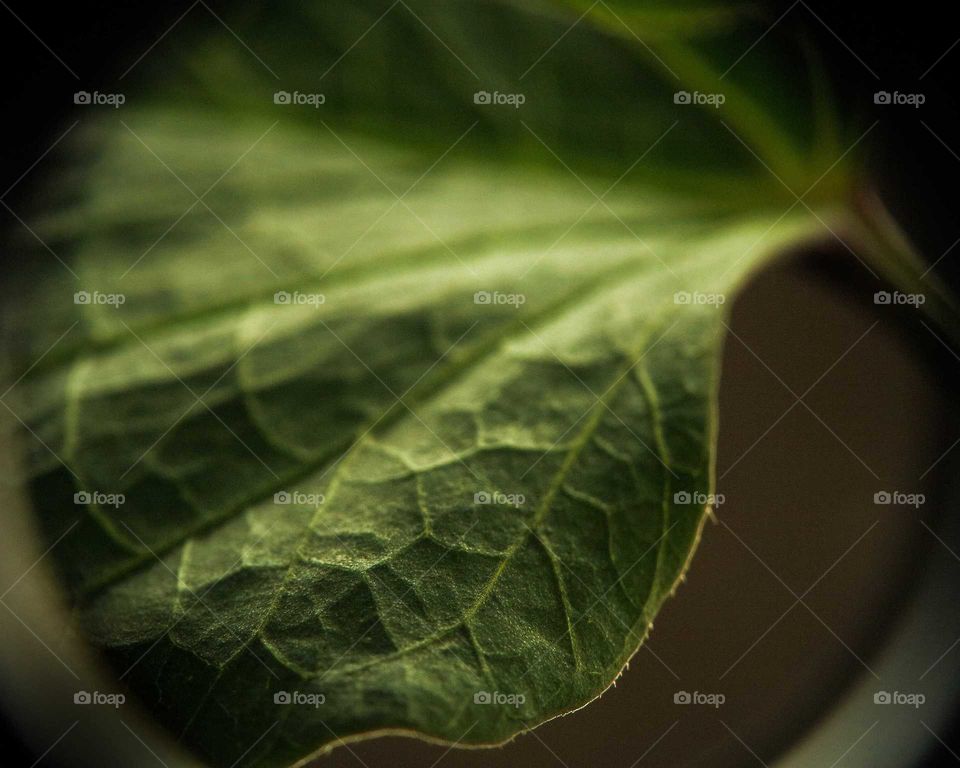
[
  {"left": 19, "top": 214, "right": 661, "bottom": 380},
  {"left": 75, "top": 257, "right": 650, "bottom": 601},
  {"left": 175, "top": 276, "right": 654, "bottom": 735}
]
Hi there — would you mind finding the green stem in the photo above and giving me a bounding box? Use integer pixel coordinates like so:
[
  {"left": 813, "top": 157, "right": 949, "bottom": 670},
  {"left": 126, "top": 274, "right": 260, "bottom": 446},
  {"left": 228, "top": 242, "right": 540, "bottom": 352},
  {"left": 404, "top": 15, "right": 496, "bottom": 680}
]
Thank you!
[{"left": 849, "top": 189, "right": 960, "bottom": 349}]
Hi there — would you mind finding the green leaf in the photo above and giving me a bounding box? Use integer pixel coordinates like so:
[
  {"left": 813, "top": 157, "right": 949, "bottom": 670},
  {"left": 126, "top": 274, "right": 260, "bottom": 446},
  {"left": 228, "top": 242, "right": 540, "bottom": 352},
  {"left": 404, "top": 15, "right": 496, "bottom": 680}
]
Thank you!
[{"left": 2, "top": 1, "right": 950, "bottom": 767}]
